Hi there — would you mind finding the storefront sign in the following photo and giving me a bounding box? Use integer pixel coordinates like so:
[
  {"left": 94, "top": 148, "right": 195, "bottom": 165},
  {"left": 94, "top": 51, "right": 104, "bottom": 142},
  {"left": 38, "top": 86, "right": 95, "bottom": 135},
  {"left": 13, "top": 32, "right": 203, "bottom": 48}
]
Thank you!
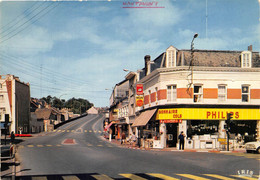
[
  {"left": 136, "top": 95, "right": 144, "bottom": 107},
  {"left": 136, "top": 84, "right": 143, "bottom": 95},
  {"left": 156, "top": 108, "right": 260, "bottom": 120},
  {"left": 160, "top": 119, "right": 182, "bottom": 123}
]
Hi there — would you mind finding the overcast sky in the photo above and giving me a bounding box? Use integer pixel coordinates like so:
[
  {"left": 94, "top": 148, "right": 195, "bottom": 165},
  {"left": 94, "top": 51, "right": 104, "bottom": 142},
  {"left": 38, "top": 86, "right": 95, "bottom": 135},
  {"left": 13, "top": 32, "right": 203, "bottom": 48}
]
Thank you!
[{"left": 0, "top": 0, "right": 259, "bottom": 107}]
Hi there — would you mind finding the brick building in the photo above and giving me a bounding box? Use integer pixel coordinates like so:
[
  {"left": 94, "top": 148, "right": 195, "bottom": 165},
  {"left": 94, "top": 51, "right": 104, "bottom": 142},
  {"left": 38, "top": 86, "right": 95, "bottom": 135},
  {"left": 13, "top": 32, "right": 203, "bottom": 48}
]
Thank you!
[{"left": 121, "top": 45, "right": 260, "bottom": 150}]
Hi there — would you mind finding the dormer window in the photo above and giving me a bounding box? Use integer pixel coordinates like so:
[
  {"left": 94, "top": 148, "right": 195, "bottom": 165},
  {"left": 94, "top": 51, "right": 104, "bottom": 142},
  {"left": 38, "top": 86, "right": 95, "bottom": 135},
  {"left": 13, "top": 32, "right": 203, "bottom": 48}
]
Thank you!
[
  {"left": 241, "top": 51, "right": 252, "bottom": 68},
  {"left": 166, "top": 46, "right": 177, "bottom": 68}
]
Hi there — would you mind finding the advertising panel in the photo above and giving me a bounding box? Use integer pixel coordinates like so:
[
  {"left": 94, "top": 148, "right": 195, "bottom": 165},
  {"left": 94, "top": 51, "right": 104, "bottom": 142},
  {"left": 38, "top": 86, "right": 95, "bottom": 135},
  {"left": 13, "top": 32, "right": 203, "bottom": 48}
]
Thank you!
[
  {"left": 156, "top": 108, "right": 260, "bottom": 120},
  {"left": 136, "top": 84, "right": 143, "bottom": 95},
  {"left": 136, "top": 95, "right": 144, "bottom": 107}
]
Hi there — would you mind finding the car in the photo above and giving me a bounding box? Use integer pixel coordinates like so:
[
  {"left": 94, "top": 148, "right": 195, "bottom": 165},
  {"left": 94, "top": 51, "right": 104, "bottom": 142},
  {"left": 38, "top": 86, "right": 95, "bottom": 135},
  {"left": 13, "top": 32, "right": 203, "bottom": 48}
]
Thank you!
[{"left": 245, "top": 141, "right": 260, "bottom": 154}]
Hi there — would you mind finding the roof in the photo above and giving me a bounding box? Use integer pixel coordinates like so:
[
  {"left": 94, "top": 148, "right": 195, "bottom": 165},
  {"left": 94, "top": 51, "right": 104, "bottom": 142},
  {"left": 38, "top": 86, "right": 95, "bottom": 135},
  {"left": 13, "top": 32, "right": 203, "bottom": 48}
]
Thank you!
[{"left": 35, "top": 108, "right": 52, "bottom": 120}]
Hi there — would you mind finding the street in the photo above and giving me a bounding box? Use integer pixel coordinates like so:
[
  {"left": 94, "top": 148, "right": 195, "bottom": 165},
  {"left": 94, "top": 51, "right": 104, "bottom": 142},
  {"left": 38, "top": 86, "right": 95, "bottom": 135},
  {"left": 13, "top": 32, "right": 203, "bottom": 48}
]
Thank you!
[{"left": 12, "top": 114, "right": 260, "bottom": 180}]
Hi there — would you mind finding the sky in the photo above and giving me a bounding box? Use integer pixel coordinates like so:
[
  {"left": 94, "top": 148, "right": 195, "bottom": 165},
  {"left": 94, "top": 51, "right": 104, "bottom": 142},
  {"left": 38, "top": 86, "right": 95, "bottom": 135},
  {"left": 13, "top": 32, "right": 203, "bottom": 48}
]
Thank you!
[{"left": 0, "top": 0, "right": 259, "bottom": 107}]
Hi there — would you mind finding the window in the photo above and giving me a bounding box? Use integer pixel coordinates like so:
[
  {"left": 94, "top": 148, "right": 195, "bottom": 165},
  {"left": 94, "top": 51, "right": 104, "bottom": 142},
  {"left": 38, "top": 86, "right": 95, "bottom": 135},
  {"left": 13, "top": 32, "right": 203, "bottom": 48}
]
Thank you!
[
  {"left": 218, "top": 85, "right": 227, "bottom": 102},
  {"left": 166, "top": 46, "right": 177, "bottom": 68},
  {"left": 167, "top": 85, "right": 177, "bottom": 102},
  {"left": 155, "top": 87, "right": 158, "bottom": 101},
  {"left": 0, "top": 95, "right": 4, "bottom": 102},
  {"left": 194, "top": 85, "right": 203, "bottom": 102},
  {"left": 241, "top": 51, "right": 252, "bottom": 68},
  {"left": 149, "top": 90, "right": 151, "bottom": 103},
  {"left": 242, "top": 85, "right": 250, "bottom": 102}
]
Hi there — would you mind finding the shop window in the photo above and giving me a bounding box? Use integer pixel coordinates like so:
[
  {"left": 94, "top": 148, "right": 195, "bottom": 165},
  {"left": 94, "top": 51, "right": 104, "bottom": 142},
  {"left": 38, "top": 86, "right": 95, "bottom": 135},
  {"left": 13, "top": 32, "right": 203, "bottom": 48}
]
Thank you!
[
  {"left": 218, "top": 85, "right": 226, "bottom": 102},
  {"left": 193, "top": 85, "right": 203, "bottom": 102},
  {"left": 242, "top": 85, "right": 250, "bottom": 102},
  {"left": 167, "top": 85, "right": 177, "bottom": 102},
  {"left": 241, "top": 51, "right": 252, "bottom": 68}
]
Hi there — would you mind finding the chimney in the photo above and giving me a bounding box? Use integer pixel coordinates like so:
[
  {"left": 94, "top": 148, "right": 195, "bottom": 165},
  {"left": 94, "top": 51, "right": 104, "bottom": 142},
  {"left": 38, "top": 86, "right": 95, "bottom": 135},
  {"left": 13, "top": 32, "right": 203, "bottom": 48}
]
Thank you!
[
  {"left": 144, "top": 55, "right": 151, "bottom": 76},
  {"left": 248, "top": 45, "right": 253, "bottom": 51}
]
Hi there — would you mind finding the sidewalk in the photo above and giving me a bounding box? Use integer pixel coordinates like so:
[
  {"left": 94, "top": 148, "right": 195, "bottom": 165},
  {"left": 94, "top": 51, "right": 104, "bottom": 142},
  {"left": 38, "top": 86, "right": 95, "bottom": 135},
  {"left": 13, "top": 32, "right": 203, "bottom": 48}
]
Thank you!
[{"left": 106, "top": 138, "right": 246, "bottom": 153}]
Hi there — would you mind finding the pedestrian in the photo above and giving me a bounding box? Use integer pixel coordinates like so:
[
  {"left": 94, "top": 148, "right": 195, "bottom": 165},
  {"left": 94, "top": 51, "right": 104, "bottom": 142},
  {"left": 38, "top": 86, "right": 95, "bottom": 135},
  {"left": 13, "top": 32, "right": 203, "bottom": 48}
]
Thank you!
[
  {"left": 131, "top": 132, "right": 137, "bottom": 146},
  {"left": 10, "top": 131, "right": 15, "bottom": 144},
  {"left": 121, "top": 132, "right": 126, "bottom": 144},
  {"left": 178, "top": 131, "right": 185, "bottom": 150}
]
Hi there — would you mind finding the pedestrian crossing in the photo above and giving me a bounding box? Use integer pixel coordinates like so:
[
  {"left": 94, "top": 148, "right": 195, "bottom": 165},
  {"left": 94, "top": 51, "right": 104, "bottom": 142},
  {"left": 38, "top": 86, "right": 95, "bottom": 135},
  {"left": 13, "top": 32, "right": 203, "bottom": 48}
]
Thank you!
[
  {"left": 52, "top": 129, "right": 104, "bottom": 134},
  {"left": 223, "top": 152, "right": 260, "bottom": 161},
  {"left": 16, "top": 173, "right": 260, "bottom": 180},
  {"left": 18, "top": 143, "right": 114, "bottom": 149}
]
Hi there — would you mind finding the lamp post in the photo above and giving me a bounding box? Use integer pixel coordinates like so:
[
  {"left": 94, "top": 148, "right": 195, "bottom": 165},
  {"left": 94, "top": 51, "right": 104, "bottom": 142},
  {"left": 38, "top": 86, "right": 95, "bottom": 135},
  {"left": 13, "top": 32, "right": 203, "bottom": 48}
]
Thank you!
[{"left": 190, "top": 33, "right": 198, "bottom": 85}]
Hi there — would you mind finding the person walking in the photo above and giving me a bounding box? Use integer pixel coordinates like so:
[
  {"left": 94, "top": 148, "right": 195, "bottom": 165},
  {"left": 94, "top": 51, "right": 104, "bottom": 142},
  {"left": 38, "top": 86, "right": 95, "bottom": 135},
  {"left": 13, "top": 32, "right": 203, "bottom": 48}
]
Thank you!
[
  {"left": 10, "top": 131, "right": 15, "bottom": 144},
  {"left": 121, "top": 131, "right": 126, "bottom": 145},
  {"left": 130, "top": 132, "right": 137, "bottom": 146},
  {"left": 178, "top": 131, "right": 185, "bottom": 150}
]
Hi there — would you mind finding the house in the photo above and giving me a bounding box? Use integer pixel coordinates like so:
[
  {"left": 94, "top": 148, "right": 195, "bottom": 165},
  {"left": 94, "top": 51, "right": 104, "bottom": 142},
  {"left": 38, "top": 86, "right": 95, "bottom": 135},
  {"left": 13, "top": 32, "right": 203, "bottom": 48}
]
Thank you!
[
  {"left": 0, "top": 75, "right": 30, "bottom": 134},
  {"left": 87, "top": 107, "right": 99, "bottom": 114}
]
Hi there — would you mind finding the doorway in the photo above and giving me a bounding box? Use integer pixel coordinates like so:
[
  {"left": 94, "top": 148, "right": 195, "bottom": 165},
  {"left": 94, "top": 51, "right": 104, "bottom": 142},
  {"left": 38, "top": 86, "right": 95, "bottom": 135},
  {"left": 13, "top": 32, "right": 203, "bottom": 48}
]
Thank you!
[{"left": 166, "top": 123, "right": 178, "bottom": 147}]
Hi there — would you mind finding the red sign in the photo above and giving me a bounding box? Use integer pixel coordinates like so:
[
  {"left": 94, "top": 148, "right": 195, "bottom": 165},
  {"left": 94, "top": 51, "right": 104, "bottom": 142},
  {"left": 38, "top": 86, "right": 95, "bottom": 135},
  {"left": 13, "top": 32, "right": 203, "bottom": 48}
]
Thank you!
[
  {"left": 160, "top": 120, "right": 182, "bottom": 123},
  {"left": 136, "top": 84, "right": 143, "bottom": 95}
]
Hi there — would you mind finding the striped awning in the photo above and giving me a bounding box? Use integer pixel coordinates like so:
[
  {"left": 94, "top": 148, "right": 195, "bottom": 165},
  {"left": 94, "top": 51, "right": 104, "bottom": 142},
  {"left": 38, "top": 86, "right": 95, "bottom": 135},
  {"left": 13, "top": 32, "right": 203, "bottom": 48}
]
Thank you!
[{"left": 132, "top": 109, "right": 157, "bottom": 127}]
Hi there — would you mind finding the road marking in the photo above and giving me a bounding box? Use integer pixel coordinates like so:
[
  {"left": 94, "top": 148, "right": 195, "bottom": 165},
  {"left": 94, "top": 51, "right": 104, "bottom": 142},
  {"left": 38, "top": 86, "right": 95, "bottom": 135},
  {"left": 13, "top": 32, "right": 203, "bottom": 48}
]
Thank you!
[
  {"left": 177, "top": 174, "right": 210, "bottom": 180},
  {"left": 71, "top": 130, "right": 75, "bottom": 132},
  {"left": 204, "top": 174, "right": 236, "bottom": 180},
  {"left": 89, "top": 130, "right": 92, "bottom": 133},
  {"left": 231, "top": 175, "right": 258, "bottom": 180},
  {"left": 46, "top": 145, "right": 52, "bottom": 147},
  {"left": 19, "top": 145, "right": 24, "bottom": 149},
  {"left": 37, "top": 145, "right": 44, "bottom": 147},
  {"left": 58, "top": 130, "right": 62, "bottom": 132},
  {"left": 85, "top": 130, "right": 88, "bottom": 132},
  {"left": 147, "top": 173, "right": 179, "bottom": 180},
  {"left": 94, "top": 130, "right": 97, "bottom": 133},
  {"left": 62, "top": 130, "right": 65, "bottom": 132},
  {"left": 91, "top": 174, "right": 114, "bottom": 180},
  {"left": 56, "top": 144, "right": 62, "bottom": 147},
  {"left": 97, "top": 145, "right": 103, "bottom": 147},
  {"left": 98, "top": 131, "right": 102, "bottom": 133},
  {"left": 87, "top": 144, "right": 93, "bottom": 146},
  {"left": 119, "top": 174, "right": 147, "bottom": 180},
  {"left": 67, "top": 130, "right": 70, "bottom": 132},
  {"left": 62, "top": 176, "right": 80, "bottom": 180},
  {"left": 53, "top": 130, "right": 57, "bottom": 132},
  {"left": 32, "top": 177, "right": 47, "bottom": 180},
  {"left": 27, "top": 145, "right": 34, "bottom": 148}
]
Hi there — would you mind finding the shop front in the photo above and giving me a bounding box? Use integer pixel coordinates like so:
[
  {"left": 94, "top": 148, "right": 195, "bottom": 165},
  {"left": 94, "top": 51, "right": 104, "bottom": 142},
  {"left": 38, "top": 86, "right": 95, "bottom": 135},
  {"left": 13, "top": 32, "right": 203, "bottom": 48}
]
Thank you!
[{"left": 156, "top": 107, "right": 260, "bottom": 149}]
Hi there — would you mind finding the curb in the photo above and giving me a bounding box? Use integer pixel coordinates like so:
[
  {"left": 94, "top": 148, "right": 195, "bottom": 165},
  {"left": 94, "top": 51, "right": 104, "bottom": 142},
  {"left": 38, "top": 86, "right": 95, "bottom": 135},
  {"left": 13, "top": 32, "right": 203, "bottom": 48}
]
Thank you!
[{"left": 105, "top": 139, "right": 246, "bottom": 153}]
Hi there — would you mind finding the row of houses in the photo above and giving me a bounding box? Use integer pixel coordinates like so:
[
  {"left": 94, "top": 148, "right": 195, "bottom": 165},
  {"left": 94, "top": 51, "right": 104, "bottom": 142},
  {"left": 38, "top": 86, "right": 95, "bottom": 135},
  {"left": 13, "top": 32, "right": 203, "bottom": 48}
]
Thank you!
[
  {"left": 108, "top": 44, "right": 260, "bottom": 150},
  {"left": 0, "top": 74, "right": 86, "bottom": 134}
]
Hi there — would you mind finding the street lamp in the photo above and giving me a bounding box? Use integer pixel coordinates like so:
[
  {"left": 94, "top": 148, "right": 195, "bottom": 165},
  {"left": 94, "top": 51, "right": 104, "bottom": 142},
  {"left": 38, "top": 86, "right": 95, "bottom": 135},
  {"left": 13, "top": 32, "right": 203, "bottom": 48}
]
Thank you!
[{"left": 190, "top": 33, "right": 198, "bottom": 85}]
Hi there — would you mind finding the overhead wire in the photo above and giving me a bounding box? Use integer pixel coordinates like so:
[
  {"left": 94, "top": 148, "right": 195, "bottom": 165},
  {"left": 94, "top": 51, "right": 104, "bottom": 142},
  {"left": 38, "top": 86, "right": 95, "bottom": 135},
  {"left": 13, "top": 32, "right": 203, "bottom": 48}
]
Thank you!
[
  {"left": 0, "top": 2, "right": 60, "bottom": 43},
  {"left": 0, "top": 1, "right": 44, "bottom": 34}
]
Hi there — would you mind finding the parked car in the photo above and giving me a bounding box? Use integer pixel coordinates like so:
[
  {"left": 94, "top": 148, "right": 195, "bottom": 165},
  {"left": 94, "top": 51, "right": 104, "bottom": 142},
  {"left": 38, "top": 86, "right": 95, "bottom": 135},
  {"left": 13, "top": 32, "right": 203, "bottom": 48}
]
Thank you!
[{"left": 245, "top": 141, "right": 260, "bottom": 154}]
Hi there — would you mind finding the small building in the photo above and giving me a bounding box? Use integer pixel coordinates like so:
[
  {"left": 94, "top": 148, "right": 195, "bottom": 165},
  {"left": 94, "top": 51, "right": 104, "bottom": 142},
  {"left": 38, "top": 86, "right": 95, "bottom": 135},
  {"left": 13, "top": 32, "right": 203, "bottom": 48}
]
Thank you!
[
  {"left": 87, "top": 107, "right": 99, "bottom": 115},
  {"left": 0, "top": 75, "right": 30, "bottom": 134}
]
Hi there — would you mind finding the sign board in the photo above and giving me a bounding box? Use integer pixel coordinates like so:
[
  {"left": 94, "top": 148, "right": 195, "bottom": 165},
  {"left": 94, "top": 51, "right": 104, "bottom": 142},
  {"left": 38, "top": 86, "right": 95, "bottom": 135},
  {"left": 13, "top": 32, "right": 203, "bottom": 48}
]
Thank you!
[
  {"left": 136, "top": 84, "right": 143, "bottom": 95},
  {"left": 136, "top": 95, "right": 144, "bottom": 107},
  {"left": 156, "top": 108, "right": 260, "bottom": 120},
  {"left": 160, "top": 120, "right": 182, "bottom": 123}
]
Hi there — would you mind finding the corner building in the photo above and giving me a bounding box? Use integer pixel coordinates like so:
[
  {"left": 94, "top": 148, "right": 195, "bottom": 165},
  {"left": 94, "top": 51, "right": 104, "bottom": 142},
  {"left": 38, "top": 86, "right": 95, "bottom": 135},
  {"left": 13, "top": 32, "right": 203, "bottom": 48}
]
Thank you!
[{"left": 133, "top": 45, "right": 260, "bottom": 149}]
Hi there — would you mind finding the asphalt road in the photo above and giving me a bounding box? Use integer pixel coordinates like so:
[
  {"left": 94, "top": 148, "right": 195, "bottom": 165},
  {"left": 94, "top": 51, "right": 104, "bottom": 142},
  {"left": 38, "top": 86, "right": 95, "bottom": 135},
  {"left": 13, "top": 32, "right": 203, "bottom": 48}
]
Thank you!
[{"left": 14, "top": 114, "right": 260, "bottom": 180}]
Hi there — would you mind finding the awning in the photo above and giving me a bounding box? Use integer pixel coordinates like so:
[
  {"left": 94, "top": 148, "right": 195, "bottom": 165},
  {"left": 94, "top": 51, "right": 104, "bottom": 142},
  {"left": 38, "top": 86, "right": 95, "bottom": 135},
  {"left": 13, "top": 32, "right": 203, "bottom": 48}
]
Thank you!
[{"left": 132, "top": 109, "right": 157, "bottom": 127}]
